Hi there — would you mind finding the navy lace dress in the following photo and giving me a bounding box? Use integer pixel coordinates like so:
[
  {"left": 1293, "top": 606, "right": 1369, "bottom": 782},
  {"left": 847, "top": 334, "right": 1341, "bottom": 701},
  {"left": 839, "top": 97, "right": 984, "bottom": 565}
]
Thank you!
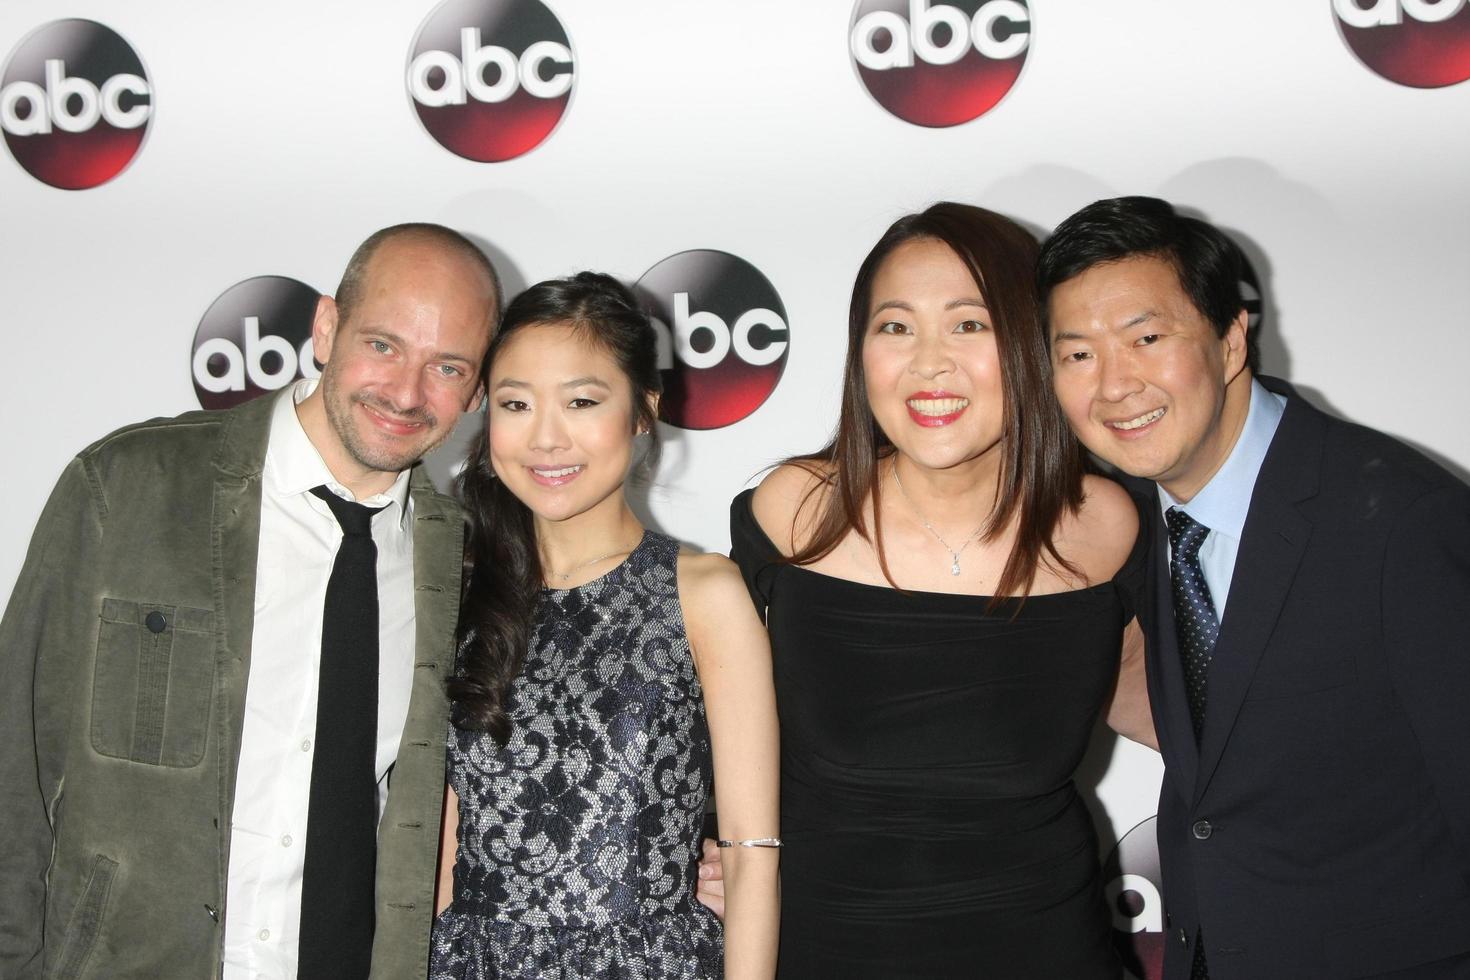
[{"left": 430, "top": 531, "right": 723, "bottom": 979}]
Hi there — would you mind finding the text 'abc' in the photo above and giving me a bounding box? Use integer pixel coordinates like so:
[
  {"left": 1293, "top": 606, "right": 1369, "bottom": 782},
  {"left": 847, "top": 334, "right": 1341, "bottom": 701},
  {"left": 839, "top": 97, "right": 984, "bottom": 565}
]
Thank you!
[
  {"left": 851, "top": 0, "right": 1030, "bottom": 70},
  {"left": 409, "top": 28, "right": 572, "bottom": 106}
]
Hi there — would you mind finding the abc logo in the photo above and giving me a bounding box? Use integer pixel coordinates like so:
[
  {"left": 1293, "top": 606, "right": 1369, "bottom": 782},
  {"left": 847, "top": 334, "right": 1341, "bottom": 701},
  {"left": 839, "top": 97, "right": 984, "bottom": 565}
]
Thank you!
[
  {"left": 849, "top": 0, "right": 1030, "bottom": 128},
  {"left": 1333, "top": 0, "right": 1470, "bottom": 87},
  {"left": 633, "top": 250, "right": 790, "bottom": 431},
  {"left": 192, "top": 277, "right": 322, "bottom": 410},
  {"left": 407, "top": 0, "right": 574, "bottom": 162},
  {"left": 0, "top": 19, "right": 151, "bottom": 189},
  {"left": 1103, "top": 816, "right": 1166, "bottom": 980}
]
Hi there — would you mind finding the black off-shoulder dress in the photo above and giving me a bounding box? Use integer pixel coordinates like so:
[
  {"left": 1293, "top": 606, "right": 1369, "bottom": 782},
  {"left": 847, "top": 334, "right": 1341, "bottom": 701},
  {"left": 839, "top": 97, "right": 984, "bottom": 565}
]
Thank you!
[{"left": 730, "top": 489, "right": 1141, "bottom": 979}]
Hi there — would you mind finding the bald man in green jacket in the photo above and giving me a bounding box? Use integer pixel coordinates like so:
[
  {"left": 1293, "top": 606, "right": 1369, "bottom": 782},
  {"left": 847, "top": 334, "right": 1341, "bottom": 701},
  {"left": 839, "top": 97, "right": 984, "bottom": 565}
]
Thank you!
[{"left": 0, "top": 223, "right": 499, "bottom": 979}]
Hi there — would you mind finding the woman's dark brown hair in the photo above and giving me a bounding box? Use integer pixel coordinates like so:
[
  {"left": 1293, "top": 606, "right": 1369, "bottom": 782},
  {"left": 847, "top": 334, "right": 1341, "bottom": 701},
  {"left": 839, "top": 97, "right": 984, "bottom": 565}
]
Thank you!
[{"left": 786, "top": 202, "right": 1085, "bottom": 603}]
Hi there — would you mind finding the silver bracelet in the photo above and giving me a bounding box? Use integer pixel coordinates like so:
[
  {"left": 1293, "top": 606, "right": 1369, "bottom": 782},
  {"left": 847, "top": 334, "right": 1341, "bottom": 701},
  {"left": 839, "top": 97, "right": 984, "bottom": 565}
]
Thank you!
[{"left": 716, "top": 837, "right": 783, "bottom": 848}]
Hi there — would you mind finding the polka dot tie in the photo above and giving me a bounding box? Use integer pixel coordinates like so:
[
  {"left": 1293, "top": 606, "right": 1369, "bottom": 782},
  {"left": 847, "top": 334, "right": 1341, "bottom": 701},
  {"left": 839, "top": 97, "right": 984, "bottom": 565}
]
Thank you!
[{"left": 1167, "top": 507, "right": 1217, "bottom": 744}]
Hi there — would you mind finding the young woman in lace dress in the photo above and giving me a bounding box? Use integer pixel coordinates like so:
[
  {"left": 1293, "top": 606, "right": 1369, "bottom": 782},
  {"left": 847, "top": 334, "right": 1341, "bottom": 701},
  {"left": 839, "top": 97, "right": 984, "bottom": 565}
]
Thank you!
[{"left": 431, "top": 273, "right": 778, "bottom": 979}]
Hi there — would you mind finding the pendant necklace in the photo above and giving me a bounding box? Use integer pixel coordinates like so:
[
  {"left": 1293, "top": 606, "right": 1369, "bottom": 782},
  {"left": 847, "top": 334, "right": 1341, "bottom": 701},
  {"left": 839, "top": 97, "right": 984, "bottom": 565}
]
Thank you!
[{"left": 891, "top": 466, "right": 986, "bottom": 577}]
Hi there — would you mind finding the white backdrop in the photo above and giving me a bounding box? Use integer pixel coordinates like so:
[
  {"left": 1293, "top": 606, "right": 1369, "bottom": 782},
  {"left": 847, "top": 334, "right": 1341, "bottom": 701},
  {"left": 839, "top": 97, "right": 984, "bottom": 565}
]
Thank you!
[{"left": 3, "top": 0, "right": 1468, "bottom": 966}]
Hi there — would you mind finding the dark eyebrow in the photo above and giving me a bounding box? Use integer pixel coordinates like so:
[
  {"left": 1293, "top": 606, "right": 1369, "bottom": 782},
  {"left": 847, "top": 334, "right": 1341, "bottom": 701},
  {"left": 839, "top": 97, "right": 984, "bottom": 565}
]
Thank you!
[
  {"left": 492, "top": 376, "right": 614, "bottom": 391},
  {"left": 1050, "top": 311, "right": 1159, "bottom": 343},
  {"left": 870, "top": 297, "right": 988, "bottom": 318},
  {"left": 870, "top": 300, "right": 913, "bottom": 317}
]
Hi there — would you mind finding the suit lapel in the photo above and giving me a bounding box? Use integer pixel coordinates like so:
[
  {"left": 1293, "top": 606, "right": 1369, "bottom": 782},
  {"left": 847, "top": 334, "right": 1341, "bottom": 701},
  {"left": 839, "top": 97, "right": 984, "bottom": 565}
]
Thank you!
[
  {"left": 370, "top": 469, "right": 461, "bottom": 973},
  {"left": 1192, "top": 394, "right": 1323, "bottom": 803},
  {"left": 404, "top": 468, "right": 462, "bottom": 726},
  {"left": 385, "top": 468, "right": 461, "bottom": 785}
]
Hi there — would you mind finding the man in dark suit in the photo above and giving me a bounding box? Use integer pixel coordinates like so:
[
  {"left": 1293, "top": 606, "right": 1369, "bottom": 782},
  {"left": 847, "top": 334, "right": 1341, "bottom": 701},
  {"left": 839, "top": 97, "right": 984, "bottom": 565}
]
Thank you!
[{"left": 1038, "top": 196, "right": 1470, "bottom": 979}]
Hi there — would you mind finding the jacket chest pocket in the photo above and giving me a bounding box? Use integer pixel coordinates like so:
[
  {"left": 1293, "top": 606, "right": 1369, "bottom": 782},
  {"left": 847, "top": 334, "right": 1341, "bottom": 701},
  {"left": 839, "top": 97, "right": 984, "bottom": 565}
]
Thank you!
[{"left": 91, "top": 598, "right": 216, "bottom": 768}]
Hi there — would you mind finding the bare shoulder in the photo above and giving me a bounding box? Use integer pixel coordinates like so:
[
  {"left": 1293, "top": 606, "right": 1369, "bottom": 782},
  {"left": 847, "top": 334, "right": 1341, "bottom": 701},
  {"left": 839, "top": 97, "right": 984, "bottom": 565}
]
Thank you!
[
  {"left": 675, "top": 550, "right": 767, "bottom": 658},
  {"left": 677, "top": 549, "right": 743, "bottom": 594},
  {"left": 750, "top": 461, "right": 833, "bottom": 556},
  {"left": 1054, "top": 475, "right": 1140, "bottom": 583},
  {"left": 676, "top": 550, "right": 756, "bottom": 614}
]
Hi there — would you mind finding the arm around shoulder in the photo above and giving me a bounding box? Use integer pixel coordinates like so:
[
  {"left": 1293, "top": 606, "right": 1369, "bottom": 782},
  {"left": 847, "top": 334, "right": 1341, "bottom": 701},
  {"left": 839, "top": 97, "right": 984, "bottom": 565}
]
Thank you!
[
  {"left": 679, "top": 552, "right": 779, "bottom": 979},
  {"left": 1108, "top": 619, "right": 1157, "bottom": 750}
]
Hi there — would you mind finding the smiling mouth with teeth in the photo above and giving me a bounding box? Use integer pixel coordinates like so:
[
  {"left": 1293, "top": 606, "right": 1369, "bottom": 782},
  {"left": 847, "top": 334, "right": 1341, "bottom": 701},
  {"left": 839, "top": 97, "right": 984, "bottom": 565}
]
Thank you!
[
  {"left": 906, "top": 397, "right": 970, "bottom": 416},
  {"left": 1110, "top": 407, "right": 1166, "bottom": 431},
  {"left": 534, "top": 465, "right": 583, "bottom": 478}
]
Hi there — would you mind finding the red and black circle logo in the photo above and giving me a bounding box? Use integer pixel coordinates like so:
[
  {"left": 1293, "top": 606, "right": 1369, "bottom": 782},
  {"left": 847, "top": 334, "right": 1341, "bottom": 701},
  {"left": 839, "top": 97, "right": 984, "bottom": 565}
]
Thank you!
[
  {"left": 407, "top": 0, "right": 574, "bottom": 162},
  {"left": 1333, "top": 0, "right": 1470, "bottom": 87},
  {"left": 0, "top": 19, "right": 152, "bottom": 189},
  {"left": 1104, "top": 816, "right": 1166, "bottom": 980},
  {"left": 192, "top": 276, "right": 322, "bottom": 410},
  {"left": 633, "top": 250, "right": 790, "bottom": 431},
  {"left": 849, "top": 0, "right": 1030, "bottom": 127}
]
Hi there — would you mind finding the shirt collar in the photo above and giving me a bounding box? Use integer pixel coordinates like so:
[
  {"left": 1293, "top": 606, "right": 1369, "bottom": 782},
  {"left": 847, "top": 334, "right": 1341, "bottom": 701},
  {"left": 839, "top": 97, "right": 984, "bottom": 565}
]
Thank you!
[
  {"left": 265, "top": 378, "right": 413, "bottom": 529},
  {"left": 1159, "top": 378, "right": 1286, "bottom": 540}
]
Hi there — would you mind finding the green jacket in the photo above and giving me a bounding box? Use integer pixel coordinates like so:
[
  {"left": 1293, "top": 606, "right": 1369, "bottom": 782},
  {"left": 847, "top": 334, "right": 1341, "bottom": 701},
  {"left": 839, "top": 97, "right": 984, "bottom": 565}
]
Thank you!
[{"left": 0, "top": 393, "right": 463, "bottom": 979}]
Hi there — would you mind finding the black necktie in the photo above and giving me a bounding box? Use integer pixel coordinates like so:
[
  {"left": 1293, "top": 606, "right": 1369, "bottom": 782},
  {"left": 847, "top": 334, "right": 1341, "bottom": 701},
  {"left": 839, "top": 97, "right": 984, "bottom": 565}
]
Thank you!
[
  {"left": 1166, "top": 507, "right": 1218, "bottom": 743},
  {"left": 298, "top": 486, "right": 387, "bottom": 979}
]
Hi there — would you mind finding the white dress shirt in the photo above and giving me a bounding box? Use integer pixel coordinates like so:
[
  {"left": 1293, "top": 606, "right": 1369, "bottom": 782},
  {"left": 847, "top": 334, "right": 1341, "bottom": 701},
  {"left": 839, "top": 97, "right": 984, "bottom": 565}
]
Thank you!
[
  {"left": 1160, "top": 378, "right": 1286, "bottom": 624},
  {"left": 222, "top": 380, "right": 417, "bottom": 980}
]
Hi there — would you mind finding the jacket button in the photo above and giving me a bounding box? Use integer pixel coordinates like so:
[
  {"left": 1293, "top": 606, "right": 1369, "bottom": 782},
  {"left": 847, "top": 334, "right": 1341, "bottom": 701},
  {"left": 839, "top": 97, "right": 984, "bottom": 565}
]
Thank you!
[
  {"left": 1178, "top": 927, "right": 1188, "bottom": 946},
  {"left": 145, "top": 611, "right": 167, "bottom": 633},
  {"left": 1192, "top": 819, "right": 1213, "bottom": 840}
]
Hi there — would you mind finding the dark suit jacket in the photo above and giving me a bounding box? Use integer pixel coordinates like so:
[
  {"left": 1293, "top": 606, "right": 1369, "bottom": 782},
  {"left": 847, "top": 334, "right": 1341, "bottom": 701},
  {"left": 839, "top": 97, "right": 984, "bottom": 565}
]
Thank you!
[{"left": 1133, "top": 378, "right": 1470, "bottom": 980}]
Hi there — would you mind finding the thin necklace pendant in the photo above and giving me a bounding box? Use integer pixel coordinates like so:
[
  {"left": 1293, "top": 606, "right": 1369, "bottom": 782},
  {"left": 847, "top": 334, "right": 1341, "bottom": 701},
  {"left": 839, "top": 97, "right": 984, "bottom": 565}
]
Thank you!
[
  {"left": 547, "top": 539, "right": 639, "bottom": 584},
  {"left": 891, "top": 465, "right": 985, "bottom": 579},
  {"left": 550, "top": 555, "right": 622, "bottom": 583}
]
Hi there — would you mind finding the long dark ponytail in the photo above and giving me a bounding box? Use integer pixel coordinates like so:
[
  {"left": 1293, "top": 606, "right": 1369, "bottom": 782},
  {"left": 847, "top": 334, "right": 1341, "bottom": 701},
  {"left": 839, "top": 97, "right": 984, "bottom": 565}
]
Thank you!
[{"left": 449, "top": 272, "right": 662, "bottom": 740}]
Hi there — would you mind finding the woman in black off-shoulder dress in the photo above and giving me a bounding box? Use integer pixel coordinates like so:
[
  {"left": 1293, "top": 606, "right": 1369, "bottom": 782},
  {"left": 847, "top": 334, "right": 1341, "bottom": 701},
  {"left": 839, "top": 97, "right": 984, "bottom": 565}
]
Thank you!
[{"left": 727, "top": 204, "right": 1155, "bottom": 978}]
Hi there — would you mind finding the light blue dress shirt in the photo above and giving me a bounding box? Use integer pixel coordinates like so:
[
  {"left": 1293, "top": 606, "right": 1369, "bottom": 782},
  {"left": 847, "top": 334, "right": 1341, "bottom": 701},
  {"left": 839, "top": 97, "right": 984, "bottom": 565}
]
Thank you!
[{"left": 1159, "top": 379, "right": 1286, "bottom": 624}]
